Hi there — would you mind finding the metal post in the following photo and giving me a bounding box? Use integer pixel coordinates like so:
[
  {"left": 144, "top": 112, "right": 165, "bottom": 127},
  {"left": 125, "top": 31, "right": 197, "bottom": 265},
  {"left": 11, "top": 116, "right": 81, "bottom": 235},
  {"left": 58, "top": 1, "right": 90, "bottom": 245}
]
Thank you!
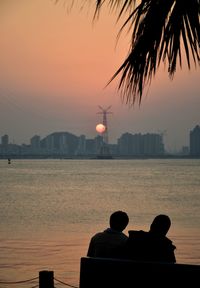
[{"left": 39, "top": 270, "right": 54, "bottom": 288}]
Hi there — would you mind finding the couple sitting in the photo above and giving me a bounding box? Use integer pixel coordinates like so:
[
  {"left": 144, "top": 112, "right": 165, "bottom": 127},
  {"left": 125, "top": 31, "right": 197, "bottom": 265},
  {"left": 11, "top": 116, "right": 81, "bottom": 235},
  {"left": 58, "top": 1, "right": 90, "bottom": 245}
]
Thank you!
[{"left": 87, "top": 211, "right": 176, "bottom": 263}]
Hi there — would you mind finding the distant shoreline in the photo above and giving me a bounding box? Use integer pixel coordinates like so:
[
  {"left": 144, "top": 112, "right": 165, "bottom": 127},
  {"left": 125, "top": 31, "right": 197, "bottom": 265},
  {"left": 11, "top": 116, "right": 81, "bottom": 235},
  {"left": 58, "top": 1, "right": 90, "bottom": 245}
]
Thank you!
[{"left": 0, "top": 155, "right": 199, "bottom": 160}]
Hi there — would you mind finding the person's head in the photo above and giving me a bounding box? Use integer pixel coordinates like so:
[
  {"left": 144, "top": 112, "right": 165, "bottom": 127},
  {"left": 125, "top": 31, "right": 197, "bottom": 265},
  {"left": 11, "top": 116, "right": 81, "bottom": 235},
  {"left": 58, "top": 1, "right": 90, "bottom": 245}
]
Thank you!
[
  {"left": 150, "top": 214, "right": 171, "bottom": 236},
  {"left": 109, "top": 210, "right": 129, "bottom": 232}
]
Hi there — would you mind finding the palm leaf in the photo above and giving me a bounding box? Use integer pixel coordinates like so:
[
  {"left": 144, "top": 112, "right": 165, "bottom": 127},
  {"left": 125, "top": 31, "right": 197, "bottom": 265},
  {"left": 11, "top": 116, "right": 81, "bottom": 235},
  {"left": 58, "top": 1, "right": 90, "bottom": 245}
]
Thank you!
[
  {"left": 58, "top": 0, "right": 200, "bottom": 105},
  {"left": 95, "top": 0, "right": 200, "bottom": 105}
]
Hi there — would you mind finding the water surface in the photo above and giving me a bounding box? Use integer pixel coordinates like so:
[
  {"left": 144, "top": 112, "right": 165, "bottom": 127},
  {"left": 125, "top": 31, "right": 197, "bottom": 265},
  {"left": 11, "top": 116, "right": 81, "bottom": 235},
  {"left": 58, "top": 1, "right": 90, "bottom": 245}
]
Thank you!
[{"left": 0, "top": 159, "right": 199, "bottom": 287}]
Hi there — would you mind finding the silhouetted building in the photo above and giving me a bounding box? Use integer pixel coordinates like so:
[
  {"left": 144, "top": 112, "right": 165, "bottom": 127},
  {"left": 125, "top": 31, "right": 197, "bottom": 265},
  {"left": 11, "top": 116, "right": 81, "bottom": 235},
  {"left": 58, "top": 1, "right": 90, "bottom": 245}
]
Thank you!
[
  {"left": 40, "top": 132, "right": 79, "bottom": 155},
  {"left": 181, "top": 146, "right": 189, "bottom": 155},
  {"left": 1, "top": 134, "right": 9, "bottom": 146},
  {"left": 118, "top": 132, "right": 164, "bottom": 156},
  {"left": 190, "top": 125, "right": 200, "bottom": 156},
  {"left": 2, "top": 128, "right": 192, "bottom": 158},
  {"left": 30, "top": 135, "right": 41, "bottom": 150},
  {"left": 118, "top": 133, "right": 134, "bottom": 155},
  {"left": 76, "top": 135, "right": 86, "bottom": 155},
  {"left": 85, "top": 139, "right": 96, "bottom": 155},
  {"left": 143, "top": 133, "right": 164, "bottom": 156},
  {"left": 95, "top": 135, "right": 104, "bottom": 155},
  {"left": 132, "top": 134, "right": 143, "bottom": 155}
]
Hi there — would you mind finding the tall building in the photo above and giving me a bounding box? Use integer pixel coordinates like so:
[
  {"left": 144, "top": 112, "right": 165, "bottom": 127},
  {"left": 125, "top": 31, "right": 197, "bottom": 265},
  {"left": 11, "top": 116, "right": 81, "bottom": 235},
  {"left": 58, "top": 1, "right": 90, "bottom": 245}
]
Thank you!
[
  {"left": 40, "top": 132, "right": 79, "bottom": 155},
  {"left": 30, "top": 135, "right": 41, "bottom": 150},
  {"left": 143, "top": 133, "right": 164, "bottom": 156},
  {"left": 117, "top": 132, "right": 164, "bottom": 156},
  {"left": 118, "top": 133, "right": 134, "bottom": 155},
  {"left": 190, "top": 125, "right": 200, "bottom": 156},
  {"left": 85, "top": 139, "right": 96, "bottom": 155},
  {"left": 1, "top": 134, "right": 9, "bottom": 146}
]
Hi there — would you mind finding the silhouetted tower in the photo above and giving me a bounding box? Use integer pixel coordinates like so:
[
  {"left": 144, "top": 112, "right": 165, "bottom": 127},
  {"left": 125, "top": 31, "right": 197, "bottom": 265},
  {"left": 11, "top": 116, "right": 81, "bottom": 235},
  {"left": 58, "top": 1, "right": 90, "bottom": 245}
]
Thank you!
[
  {"left": 97, "top": 106, "right": 113, "bottom": 157},
  {"left": 97, "top": 105, "right": 112, "bottom": 145}
]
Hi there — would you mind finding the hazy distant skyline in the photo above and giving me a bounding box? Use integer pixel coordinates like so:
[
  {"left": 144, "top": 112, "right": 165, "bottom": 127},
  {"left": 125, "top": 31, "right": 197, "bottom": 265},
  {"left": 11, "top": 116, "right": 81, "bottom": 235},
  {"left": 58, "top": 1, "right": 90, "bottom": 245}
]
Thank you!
[
  {"left": 0, "top": 124, "right": 198, "bottom": 152},
  {"left": 0, "top": 0, "right": 199, "bottom": 152}
]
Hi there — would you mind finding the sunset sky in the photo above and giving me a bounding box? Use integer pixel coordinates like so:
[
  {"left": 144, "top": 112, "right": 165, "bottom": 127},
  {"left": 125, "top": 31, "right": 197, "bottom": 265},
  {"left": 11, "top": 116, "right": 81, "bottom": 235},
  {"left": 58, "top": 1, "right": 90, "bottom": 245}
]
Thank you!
[{"left": 0, "top": 0, "right": 199, "bottom": 152}]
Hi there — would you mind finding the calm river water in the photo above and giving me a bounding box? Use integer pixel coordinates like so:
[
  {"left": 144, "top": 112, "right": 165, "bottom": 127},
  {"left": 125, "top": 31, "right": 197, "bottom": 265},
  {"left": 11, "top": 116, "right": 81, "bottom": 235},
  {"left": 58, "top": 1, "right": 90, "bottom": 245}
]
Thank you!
[{"left": 0, "top": 159, "right": 200, "bottom": 287}]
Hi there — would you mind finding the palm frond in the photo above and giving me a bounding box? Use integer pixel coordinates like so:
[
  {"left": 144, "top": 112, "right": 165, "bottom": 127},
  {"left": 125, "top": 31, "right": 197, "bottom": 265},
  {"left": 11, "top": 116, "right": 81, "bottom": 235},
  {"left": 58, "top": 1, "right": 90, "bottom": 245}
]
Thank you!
[
  {"left": 58, "top": 0, "right": 200, "bottom": 105},
  {"left": 95, "top": 0, "right": 200, "bottom": 105}
]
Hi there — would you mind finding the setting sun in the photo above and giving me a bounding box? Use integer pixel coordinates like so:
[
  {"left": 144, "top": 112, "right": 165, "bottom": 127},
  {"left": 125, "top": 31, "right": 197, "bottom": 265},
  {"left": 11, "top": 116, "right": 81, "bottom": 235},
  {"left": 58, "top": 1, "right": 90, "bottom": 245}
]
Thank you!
[{"left": 96, "top": 123, "right": 106, "bottom": 134}]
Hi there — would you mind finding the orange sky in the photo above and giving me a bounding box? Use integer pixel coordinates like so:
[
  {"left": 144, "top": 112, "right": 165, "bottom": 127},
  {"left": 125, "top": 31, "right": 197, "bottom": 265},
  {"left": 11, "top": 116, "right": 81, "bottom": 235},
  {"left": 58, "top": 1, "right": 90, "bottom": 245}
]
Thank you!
[{"left": 0, "top": 0, "right": 199, "bottom": 151}]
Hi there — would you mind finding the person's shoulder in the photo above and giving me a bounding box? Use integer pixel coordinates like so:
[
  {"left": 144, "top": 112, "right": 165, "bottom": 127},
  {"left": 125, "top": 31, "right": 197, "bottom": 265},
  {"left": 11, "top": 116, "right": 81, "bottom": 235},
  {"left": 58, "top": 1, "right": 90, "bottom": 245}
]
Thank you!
[
  {"left": 164, "top": 236, "right": 176, "bottom": 249},
  {"left": 128, "top": 230, "right": 148, "bottom": 239},
  {"left": 121, "top": 232, "right": 128, "bottom": 239},
  {"left": 128, "top": 230, "right": 147, "bottom": 236},
  {"left": 90, "top": 231, "right": 104, "bottom": 240}
]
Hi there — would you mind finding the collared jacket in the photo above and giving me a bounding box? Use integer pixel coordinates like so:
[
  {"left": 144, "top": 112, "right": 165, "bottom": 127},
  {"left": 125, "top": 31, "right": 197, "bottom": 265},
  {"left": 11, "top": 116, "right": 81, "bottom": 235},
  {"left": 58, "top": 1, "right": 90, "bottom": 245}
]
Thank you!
[
  {"left": 125, "top": 230, "right": 176, "bottom": 263},
  {"left": 87, "top": 228, "right": 128, "bottom": 258}
]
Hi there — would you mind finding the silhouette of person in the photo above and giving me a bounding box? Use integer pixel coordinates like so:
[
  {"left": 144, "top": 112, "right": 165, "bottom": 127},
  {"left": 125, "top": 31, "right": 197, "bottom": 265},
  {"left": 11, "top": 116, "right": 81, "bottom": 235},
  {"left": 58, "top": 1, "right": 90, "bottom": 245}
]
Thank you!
[
  {"left": 126, "top": 214, "right": 176, "bottom": 263},
  {"left": 87, "top": 210, "right": 129, "bottom": 258}
]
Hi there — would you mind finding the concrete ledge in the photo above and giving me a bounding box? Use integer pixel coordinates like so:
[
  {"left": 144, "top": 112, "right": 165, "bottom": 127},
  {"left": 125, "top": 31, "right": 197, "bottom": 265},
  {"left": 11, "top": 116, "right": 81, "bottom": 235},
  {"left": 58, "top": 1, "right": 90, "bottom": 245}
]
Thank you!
[{"left": 79, "top": 257, "right": 200, "bottom": 288}]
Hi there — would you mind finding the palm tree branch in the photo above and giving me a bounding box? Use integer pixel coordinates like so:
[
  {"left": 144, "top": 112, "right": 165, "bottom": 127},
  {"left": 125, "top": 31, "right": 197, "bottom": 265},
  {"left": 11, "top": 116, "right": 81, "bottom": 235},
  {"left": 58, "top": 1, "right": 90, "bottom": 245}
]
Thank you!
[
  {"left": 57, "top": 0, "right": 200, "bottom": 105},
  {"left": 163, "top": 0, "right": 199, "bottom": 75}
]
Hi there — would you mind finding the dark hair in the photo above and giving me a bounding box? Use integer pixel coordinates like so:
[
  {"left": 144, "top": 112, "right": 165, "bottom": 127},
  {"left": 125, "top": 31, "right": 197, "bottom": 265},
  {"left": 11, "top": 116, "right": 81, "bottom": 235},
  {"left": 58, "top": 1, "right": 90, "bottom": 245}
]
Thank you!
[
  {"left": 150, "top": 214, "right": 171, "bottom": 236},
  {"left": 109, "top": 211, "right": 129, "bottom": 232}
]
